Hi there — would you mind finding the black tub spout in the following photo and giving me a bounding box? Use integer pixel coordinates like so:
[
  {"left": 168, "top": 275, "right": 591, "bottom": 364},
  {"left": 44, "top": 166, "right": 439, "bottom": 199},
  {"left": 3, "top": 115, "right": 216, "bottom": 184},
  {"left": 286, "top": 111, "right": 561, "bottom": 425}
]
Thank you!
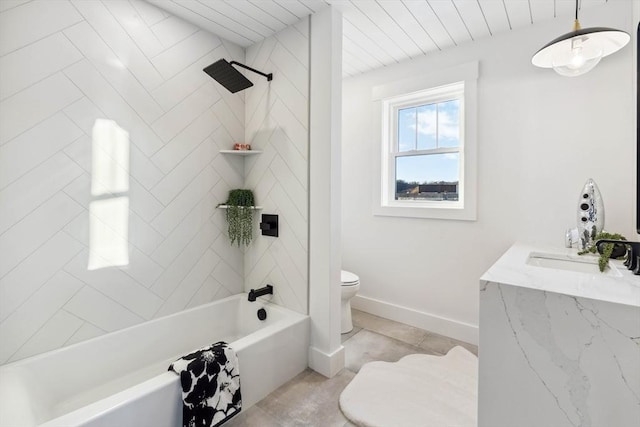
[{"left": 248, "top": 284, "right": 273, "bottom": 302}]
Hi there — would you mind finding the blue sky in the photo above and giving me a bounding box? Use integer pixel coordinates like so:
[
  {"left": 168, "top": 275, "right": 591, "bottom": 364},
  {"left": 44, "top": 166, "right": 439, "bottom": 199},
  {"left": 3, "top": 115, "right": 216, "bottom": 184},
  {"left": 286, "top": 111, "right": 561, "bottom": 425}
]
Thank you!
[
  {"left": 396, "top": 100, "right": 460, "bottom": 183},
  {"left": 396, "top": 153, "right": 459, "bottom": 183}
]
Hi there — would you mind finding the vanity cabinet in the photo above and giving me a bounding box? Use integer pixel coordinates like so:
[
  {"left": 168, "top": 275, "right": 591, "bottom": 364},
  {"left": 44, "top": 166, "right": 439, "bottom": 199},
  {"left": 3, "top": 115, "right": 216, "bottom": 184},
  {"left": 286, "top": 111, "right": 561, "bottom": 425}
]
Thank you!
[{"left": 478, "top": 244, "right": 640, "bottom": 427}]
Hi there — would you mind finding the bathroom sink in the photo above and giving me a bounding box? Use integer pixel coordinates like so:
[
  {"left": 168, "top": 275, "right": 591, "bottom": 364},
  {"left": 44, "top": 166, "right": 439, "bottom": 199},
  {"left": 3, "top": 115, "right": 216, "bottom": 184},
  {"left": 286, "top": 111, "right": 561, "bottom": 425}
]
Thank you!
[{"left": 527, "top": 252, "right": 623, "bottom": 277}]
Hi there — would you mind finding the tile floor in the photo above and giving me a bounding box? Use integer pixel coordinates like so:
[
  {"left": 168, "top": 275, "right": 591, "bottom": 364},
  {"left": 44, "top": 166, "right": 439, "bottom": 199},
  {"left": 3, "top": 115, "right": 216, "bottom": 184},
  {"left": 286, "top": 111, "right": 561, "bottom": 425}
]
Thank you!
[{"left": 226, "top": 310, "right": 478, "bottom": 427}]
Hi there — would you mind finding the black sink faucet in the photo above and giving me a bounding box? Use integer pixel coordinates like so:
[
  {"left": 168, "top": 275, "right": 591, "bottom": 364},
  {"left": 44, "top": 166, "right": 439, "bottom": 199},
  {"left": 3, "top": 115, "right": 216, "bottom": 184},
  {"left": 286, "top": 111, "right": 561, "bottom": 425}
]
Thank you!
[
  {"left": 248, "top": 284, "right": 273, "bottom": 302},
  {"left": 595, "top": 240, "right": 640, "bottom": 275}
]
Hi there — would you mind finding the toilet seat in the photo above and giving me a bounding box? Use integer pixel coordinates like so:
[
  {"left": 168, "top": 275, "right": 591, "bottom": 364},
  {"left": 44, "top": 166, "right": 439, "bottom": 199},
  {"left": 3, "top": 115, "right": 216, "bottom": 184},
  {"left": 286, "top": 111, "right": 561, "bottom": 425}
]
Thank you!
[{"left": 341, "top": 270, "right": 359, "bottom": 286}]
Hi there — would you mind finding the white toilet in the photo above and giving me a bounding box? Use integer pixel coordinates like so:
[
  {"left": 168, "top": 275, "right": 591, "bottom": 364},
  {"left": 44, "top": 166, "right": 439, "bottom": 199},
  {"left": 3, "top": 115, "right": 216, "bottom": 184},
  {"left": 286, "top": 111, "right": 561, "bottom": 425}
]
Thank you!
[{"left": 341, "top": 270, "right": 360, "bottom": 334}]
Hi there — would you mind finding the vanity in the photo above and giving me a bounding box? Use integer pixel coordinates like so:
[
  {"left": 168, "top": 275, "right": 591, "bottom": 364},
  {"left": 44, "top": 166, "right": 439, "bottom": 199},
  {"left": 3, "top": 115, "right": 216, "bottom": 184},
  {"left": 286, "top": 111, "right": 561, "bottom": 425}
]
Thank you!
[{"left": 479, "top": 244, "right": 640, "bottom": 427}]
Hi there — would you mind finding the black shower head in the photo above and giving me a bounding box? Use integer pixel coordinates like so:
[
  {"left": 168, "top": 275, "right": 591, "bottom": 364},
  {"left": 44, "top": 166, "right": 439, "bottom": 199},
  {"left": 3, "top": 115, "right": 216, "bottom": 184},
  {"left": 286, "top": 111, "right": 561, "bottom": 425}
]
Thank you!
[
  {"left": 203, "top": 59, "right": 272, "bottom": 94},
  {"left": 203, "top": 59, "right": 253, "bottom": 94}
]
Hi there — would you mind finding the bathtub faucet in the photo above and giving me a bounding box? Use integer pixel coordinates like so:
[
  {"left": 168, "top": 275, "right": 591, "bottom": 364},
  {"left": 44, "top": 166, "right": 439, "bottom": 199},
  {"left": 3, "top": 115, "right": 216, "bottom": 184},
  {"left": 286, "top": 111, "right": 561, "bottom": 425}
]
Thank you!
[{"left": 248, "top": 284, "right": 273, "bottom": 302}]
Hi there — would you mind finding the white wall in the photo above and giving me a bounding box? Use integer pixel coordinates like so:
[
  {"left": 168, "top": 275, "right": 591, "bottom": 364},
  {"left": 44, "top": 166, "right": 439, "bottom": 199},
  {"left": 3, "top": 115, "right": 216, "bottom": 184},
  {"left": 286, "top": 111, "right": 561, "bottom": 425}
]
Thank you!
[
  {"left": 309, "top": 6, "right": 344, "bottom": 378},
  {"left": 244, "top": 18, "right": 310, "bottom": 314},
  {"left": 342, "top": 1, "right": 636, "bottom": 344},
  {"left": 0, "top": 0, "right": 246, "bottom": 364}
]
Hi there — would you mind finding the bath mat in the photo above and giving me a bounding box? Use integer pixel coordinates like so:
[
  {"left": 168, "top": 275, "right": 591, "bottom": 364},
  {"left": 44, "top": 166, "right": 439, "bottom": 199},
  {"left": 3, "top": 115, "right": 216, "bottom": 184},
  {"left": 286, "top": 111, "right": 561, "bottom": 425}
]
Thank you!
[
  {"left": 339, "top": 346, "right": 477, "bottom": 427},
  {"left": 169, "top": 341, "right": 241, "bottom": 427}
]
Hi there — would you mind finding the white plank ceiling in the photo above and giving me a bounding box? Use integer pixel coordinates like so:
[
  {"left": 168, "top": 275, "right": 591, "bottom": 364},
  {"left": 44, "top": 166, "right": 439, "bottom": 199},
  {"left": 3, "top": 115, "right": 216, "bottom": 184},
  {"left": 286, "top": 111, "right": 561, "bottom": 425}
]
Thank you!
[{"left": 147, "top": 0, "right": 610, "bottom": 77}]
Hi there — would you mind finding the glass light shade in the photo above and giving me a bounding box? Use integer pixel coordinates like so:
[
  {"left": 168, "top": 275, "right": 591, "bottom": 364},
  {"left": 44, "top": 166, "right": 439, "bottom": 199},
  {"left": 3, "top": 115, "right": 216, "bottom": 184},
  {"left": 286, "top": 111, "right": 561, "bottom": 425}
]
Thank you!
[
  {"left": 532, "top": 27, "right": 630, "bottom": 76},
  {"left": 550, "top": 35, "right": 603, "bottom": 77}
]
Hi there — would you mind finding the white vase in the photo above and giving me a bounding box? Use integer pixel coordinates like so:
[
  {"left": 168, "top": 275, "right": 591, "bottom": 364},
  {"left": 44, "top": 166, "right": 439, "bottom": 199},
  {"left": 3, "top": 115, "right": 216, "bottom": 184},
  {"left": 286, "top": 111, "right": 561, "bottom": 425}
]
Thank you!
[{"left": 576, "top": 178, "right": 605, "bottom": 250}]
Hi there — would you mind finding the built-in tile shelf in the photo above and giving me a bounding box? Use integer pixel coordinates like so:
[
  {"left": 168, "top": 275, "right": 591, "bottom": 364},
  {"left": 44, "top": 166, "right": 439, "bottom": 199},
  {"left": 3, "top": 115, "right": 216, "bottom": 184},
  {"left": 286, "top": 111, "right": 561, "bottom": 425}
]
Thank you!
[
  {"left": 219, "top": 150, "right": 262, "bottom": 156},
  {"left": 217, "top": 205, "right": 263, "bottom": 210}
]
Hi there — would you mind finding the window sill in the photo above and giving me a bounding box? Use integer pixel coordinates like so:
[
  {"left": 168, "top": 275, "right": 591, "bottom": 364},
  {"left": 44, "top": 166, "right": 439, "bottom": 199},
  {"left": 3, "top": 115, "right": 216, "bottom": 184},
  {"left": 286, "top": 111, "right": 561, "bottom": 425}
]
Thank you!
[{"left": 373, "top": 204, "right": 476, "bottom": 221}]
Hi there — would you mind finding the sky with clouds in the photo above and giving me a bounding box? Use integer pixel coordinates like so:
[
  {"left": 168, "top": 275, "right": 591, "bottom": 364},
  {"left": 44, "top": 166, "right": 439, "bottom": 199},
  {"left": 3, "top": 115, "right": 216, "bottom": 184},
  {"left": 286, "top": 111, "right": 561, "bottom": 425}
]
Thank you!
[{"left": 396, "top": 100, "right": 460, "bottom": 184}]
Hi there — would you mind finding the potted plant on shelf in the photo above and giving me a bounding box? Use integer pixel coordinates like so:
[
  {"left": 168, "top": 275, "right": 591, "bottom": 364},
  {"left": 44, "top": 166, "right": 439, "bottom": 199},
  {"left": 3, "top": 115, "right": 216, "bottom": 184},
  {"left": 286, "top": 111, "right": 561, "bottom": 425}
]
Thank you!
[{"left": 221, "top": 189, "right": 255, "bottom": 247}]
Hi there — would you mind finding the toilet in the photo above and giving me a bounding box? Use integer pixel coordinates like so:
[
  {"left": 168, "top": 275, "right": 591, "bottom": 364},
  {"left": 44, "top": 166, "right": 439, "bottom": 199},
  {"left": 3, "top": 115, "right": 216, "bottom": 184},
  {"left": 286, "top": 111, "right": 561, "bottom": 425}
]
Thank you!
[{"left": 341, "top": 270, "right": 361, "bottom": 334}]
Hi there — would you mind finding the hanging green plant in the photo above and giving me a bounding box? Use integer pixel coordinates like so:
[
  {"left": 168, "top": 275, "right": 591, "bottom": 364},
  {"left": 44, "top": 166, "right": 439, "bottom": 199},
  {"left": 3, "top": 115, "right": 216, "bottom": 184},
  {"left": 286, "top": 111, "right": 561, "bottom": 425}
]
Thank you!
[
  {"left": 222, "top": 189, "right": 255, "bottom": 247},
  {"left": 577, "top": 231, "right": 627, "bottom": 272}
]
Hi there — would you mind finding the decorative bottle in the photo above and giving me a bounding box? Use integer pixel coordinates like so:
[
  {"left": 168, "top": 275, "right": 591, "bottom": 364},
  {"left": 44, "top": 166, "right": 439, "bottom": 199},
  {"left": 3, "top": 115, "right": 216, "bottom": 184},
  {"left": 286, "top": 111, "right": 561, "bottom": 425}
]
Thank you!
[{"left": 576, "top": 178, "right": 604, "bottom": 250}]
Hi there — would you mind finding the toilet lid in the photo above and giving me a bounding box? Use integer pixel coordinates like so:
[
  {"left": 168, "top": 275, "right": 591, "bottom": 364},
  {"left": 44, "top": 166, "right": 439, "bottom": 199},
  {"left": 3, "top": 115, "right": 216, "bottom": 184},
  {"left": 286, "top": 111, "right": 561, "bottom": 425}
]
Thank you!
[{"left": 341, "top": 270, "right": 359, "bottom": 285}]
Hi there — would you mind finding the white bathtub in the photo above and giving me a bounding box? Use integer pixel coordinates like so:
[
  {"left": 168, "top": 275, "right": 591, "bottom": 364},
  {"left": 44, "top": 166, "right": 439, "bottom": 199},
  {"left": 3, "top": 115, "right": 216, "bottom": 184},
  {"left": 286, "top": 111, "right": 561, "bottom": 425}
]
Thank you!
[{"left": 0, "top": 294, "right": 309, "bottom": 427}]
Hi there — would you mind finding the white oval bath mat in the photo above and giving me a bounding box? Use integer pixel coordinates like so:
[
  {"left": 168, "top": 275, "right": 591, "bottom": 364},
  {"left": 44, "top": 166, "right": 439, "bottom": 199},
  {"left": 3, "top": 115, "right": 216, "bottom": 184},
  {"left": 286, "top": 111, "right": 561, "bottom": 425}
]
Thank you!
[{"left": 339, "top": 346, "right": 477, "bottom": 427}]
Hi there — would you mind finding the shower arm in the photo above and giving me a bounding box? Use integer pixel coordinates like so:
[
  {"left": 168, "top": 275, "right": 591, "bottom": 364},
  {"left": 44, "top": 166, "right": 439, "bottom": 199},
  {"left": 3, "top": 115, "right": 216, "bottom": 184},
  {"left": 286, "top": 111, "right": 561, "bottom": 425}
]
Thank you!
[{"left": 230, "top": 61, "right": 273, "bottom": 82}]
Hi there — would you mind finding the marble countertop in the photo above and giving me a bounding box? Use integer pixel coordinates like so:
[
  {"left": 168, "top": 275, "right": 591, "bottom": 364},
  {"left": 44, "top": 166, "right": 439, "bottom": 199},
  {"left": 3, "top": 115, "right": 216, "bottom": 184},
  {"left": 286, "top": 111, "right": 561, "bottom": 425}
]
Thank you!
[{"left": 481, "top": 243, "right": 640, "bottom": 307}]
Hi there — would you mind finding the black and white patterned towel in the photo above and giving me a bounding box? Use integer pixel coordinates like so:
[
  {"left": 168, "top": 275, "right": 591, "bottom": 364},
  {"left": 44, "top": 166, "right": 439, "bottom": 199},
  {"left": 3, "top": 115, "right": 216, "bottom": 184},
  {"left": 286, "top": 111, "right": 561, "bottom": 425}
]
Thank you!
[{"left": 169, "top": 341, "right": 241, "bottom": 427}]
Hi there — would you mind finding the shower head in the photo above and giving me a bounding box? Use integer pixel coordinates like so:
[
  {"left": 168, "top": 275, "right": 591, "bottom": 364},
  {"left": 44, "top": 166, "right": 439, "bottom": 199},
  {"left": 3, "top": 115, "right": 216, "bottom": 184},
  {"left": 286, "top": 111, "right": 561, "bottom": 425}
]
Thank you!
[
  {"left": 203, "top": 59, "right": 253, "bottom": 93},
  {"left": 203, "top": 59, "right": 272, "bottom": 94}
]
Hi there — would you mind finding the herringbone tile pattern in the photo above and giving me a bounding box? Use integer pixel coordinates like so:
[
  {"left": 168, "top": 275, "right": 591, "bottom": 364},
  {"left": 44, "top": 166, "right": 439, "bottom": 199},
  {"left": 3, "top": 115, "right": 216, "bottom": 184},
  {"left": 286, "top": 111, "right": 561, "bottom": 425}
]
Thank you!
[
  {"left": 244, "top": 18, "right": 309, "bottom": 315},
  {"left": 0, "top": 0, "right": 251, "bottom": 364}
]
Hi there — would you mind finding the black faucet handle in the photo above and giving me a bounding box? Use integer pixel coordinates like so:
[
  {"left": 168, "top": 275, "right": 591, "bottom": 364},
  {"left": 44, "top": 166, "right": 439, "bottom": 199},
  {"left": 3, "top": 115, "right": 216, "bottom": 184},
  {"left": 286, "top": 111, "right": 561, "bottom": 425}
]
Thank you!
[{"left": 595, "top": 240, "right": 640, "bottom": 274}]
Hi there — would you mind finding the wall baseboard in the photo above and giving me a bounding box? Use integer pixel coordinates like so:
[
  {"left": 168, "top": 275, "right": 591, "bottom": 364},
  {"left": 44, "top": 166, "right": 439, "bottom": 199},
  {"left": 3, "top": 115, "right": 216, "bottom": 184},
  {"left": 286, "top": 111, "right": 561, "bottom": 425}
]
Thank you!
[
  {"left": 351, "top": 295, "right": 478, "bottom": 345},
  {"left": 308, "top": 345, "right": 345, "bottom": 378}
]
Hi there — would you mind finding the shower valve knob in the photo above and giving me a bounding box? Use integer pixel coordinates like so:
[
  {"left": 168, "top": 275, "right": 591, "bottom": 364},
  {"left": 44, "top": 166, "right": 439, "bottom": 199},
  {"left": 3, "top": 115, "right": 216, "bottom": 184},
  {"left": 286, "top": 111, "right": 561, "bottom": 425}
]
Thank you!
[{"left": 260, "top": 214, "right": 278, "bottom": 237}]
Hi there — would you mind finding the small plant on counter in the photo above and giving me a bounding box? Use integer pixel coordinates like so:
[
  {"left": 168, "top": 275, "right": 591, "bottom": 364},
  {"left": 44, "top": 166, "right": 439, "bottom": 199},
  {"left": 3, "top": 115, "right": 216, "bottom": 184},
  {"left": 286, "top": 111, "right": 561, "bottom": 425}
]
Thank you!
[
  {"left": 577, "top": 231, "right": 627, "bottom": 272},
  {"left": 221, "top": 189, "right": 255, "bottom": 247}
]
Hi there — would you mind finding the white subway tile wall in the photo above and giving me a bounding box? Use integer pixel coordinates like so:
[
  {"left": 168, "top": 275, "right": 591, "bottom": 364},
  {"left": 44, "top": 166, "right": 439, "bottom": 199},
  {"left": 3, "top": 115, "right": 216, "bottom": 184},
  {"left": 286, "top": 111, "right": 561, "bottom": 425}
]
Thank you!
[
  {"left": 244, "top": 19, "right": 309, "bottom": 315},
  {"left": 0, "top": 0, "right": 251, "bottom": 364}
]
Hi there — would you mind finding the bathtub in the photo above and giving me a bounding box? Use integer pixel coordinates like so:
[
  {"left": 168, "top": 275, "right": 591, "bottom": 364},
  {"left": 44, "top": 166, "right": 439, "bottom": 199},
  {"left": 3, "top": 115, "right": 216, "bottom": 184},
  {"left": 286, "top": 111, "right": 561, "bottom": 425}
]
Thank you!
[{"left": 0, "top": 294, "right": 309, "bottom": 427}]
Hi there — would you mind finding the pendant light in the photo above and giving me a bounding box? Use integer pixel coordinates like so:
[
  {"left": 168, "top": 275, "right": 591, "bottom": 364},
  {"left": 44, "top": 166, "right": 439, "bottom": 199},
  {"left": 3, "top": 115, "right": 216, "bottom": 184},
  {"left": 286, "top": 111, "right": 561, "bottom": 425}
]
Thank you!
[{"left": 531, "top": 0, "right": 630, "bottom": 77}]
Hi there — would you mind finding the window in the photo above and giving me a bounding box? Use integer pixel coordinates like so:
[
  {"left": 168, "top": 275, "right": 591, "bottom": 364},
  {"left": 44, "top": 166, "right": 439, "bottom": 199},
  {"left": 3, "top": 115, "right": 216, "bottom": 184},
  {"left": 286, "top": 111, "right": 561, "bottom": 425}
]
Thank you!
[
  {"left": 390, "top": 84, "right": 463, "bottom": 204},
  {"left": 372, "top": 62, "right": 478, "bottom": 220}
]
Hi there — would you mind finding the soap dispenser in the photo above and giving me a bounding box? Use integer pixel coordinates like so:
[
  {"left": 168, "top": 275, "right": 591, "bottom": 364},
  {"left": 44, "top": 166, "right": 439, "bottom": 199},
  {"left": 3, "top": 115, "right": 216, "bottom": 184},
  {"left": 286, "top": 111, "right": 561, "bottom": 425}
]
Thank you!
[{"left": 576, "top": 178, "right": 604, "bottom": 250}]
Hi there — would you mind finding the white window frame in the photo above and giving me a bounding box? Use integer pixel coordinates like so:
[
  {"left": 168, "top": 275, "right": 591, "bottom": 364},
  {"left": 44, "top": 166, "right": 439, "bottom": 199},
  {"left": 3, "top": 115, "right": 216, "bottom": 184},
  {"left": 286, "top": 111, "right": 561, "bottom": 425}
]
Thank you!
[
  {"left": 372, "top": 62, "right": 478, "bottom": 221},
  {"left": 384, "top": 83, "right": 465, "bottom": 209}
]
